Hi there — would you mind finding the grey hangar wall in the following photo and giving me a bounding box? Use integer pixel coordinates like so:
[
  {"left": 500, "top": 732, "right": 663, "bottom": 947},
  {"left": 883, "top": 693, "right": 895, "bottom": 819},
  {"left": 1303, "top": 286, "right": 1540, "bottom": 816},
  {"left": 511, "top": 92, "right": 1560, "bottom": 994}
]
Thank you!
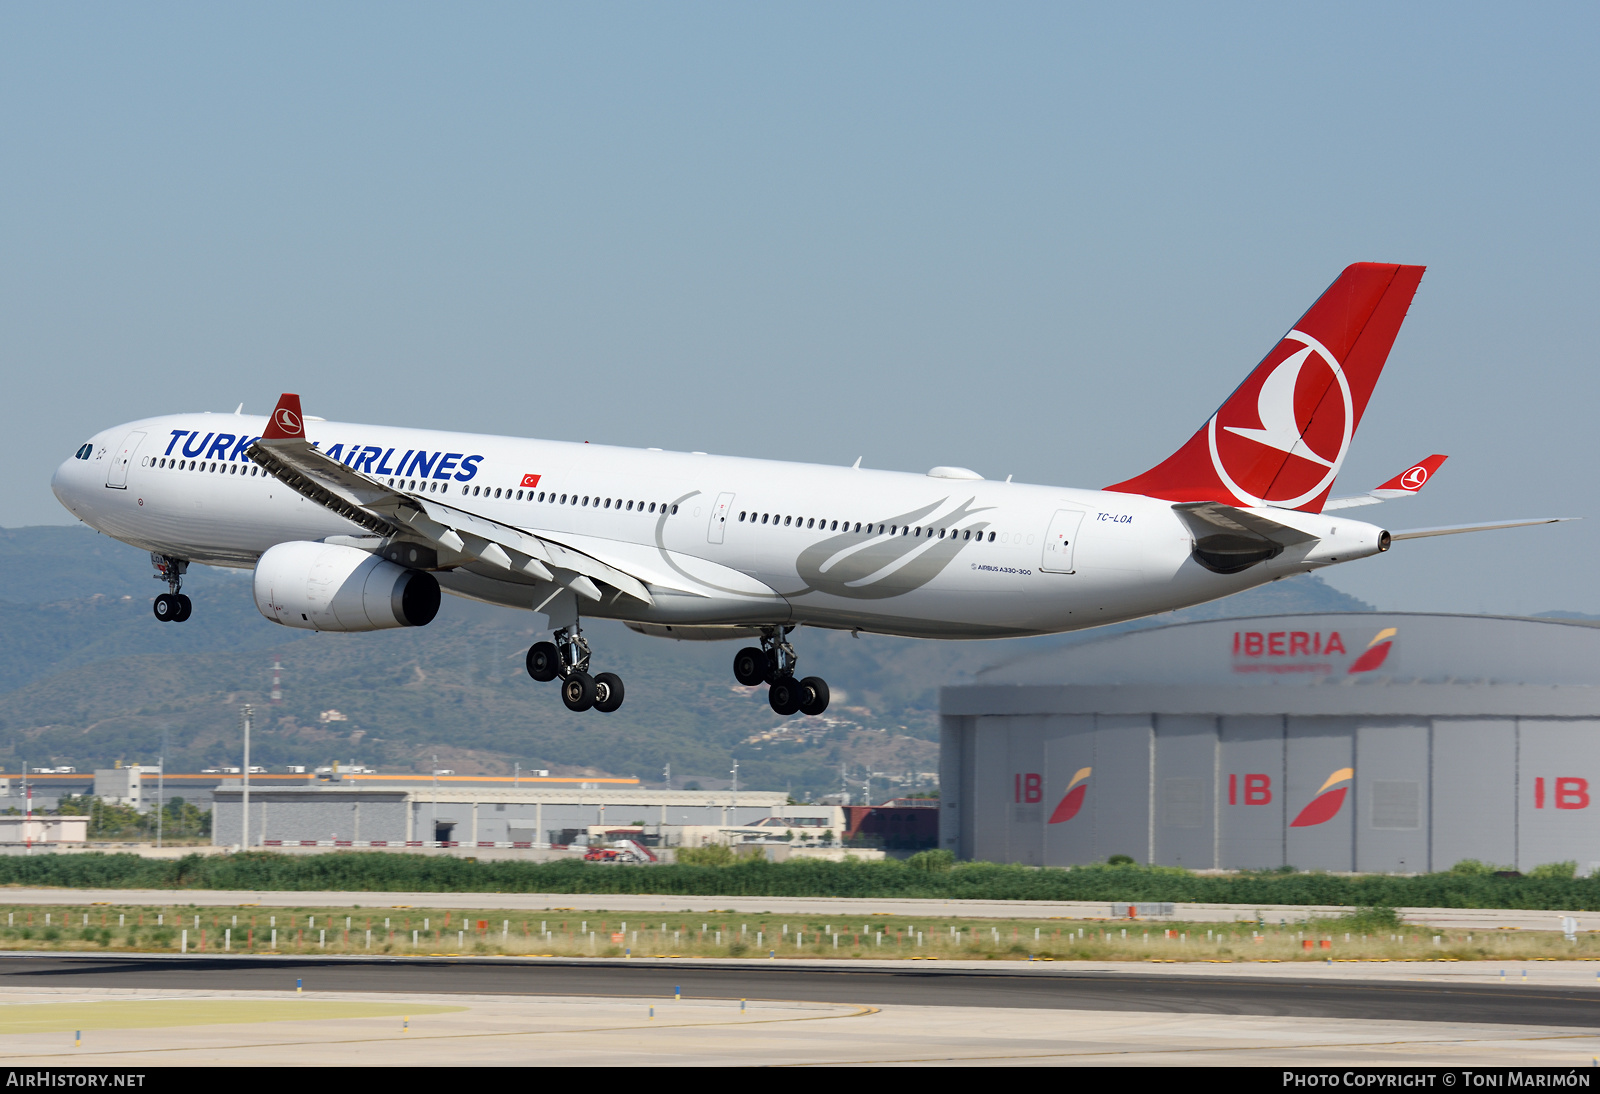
[{"left": 938, "top": 613, "right": 1600, "bottom": 873}]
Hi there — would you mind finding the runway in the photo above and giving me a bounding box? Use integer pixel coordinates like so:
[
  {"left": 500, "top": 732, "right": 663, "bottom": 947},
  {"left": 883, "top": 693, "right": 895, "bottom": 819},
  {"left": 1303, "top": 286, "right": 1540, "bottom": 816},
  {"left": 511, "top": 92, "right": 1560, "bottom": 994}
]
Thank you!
[{"left": 3, "top": 953, "right": 1599, "bottom": 1028}]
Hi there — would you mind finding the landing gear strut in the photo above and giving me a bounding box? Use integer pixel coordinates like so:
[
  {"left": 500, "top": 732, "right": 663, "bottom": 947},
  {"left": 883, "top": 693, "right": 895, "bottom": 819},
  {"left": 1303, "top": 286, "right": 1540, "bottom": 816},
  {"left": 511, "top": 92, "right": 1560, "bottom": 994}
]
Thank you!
[
  {"left": 525, "top": 619, "right": 625, "bottom": 714},
  {"left": 735, "top": 627, "right": 829, "bottom": 717},
  {"left": 151, "top": 554, "right": 192, "bottom": 623}
]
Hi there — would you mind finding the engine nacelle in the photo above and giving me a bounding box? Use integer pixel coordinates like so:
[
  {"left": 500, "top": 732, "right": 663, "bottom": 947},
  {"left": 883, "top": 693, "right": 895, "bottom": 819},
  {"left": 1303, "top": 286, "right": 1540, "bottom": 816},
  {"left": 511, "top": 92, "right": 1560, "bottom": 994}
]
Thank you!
[{"left": 253, "top": 541, "right": 440, "bottom": 632}]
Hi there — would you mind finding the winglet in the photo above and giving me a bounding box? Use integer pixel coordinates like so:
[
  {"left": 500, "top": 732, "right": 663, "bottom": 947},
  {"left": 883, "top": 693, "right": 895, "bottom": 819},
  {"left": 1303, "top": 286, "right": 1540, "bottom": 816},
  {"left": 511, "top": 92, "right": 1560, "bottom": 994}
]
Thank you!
[
  {"left": 1323, "top": 453, "right": 1449, "bottom": 510},
  {"left": 1372, "top": 454, "right": 1447, "bottom": 497},
  {"left": 261, "top": 393, "right": 306, "bottom": 440}
]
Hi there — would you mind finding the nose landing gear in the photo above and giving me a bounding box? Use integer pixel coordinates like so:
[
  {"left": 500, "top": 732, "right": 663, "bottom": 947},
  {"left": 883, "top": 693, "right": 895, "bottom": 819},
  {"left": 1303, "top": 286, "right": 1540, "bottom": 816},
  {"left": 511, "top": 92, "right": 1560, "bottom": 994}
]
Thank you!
[
  {"left": 151, "top": 554, "right": 192, "bottom": 623},
  {"left": 735, "top": 628, "right": 830, "bottom": 717},
  {"left": 525, "top": 620, "right": 626, "bottom": 714}
]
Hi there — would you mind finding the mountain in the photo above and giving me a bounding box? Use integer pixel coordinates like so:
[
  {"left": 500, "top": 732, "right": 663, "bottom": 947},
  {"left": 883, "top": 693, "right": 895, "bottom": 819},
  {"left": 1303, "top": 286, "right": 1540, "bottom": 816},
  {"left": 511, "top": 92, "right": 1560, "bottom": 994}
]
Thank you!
[{"left": 0, "top": 524, "right": 1371, "bottom": 799}]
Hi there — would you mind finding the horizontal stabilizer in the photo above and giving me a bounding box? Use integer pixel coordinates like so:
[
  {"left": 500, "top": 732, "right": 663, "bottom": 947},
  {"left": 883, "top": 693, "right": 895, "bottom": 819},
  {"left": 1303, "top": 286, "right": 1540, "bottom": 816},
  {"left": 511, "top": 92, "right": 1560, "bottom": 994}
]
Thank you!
[
  {"left": 1172, "top": 502, "right": 1320, "bottom": 547},
  {"left": 1389, "top": 517, "right": 1576, "bottom": 541}
]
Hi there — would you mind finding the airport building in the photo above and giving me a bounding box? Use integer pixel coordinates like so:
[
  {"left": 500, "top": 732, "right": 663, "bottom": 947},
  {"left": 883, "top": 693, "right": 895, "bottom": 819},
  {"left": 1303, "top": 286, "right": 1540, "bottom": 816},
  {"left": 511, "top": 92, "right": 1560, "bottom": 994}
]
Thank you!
[
  {"left": 939, "top": 613, "right": 1600, "bottom": 874},
  {"left": 211, "top": 784, "right": 784, "bottom": 848}
]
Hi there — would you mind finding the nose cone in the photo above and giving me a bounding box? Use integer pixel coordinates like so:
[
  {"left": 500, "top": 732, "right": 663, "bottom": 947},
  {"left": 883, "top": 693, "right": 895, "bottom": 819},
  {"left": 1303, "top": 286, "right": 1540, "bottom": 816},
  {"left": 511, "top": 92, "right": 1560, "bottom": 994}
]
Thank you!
[{"left": 52, "top": 455, "right": 86, "bottom": 517}]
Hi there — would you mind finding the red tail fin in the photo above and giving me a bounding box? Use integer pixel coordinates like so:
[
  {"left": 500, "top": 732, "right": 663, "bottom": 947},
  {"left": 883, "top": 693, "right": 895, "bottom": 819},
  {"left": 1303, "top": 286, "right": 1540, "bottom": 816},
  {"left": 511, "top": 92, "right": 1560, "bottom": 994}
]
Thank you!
[
  {"left": 1106, "top": 263, "right": 1425, "bottom": 512},
  {"left": 261, "top": 393, "right": 306, "bottom": 440}
]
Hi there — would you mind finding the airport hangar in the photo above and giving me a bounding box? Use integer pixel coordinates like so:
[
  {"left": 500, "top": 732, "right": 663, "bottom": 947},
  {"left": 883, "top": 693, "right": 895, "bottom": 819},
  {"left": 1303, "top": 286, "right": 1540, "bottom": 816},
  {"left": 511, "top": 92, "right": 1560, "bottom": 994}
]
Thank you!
[{"left": 938, "top": 613, "right": 1600, "bottom": 874}]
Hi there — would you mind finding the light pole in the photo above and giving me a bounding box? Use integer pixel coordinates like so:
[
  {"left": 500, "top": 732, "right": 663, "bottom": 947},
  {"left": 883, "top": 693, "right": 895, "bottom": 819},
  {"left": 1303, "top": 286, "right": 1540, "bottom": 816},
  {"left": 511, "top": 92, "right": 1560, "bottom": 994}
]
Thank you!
[
  {"left": 241, "top": 705, "right": 253, "bottom": 850},
  {"left": 157, "top": 728, "right": 166, "bottom": 849}
]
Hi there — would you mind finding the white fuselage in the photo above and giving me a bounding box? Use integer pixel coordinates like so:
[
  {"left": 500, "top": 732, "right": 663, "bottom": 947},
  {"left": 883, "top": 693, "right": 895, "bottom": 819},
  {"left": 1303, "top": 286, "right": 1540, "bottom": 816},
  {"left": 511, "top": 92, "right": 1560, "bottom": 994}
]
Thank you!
[{"left": 51, "top": 412, "right": 1386, "bottom": 639}]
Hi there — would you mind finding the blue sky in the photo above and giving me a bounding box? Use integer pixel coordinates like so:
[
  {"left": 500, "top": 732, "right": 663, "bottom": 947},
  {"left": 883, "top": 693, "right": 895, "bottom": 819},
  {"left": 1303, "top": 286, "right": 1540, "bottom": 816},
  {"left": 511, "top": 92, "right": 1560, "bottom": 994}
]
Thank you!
[{"left": 2, "top": 3, "right": 1595, "bottom": 614}]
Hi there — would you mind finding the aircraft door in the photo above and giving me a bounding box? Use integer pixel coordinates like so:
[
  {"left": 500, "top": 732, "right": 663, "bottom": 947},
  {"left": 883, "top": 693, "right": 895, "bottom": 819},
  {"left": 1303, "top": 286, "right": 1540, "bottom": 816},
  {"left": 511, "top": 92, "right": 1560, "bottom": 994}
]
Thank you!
[
  {"left": 1040, "top": 508, "right": 1086, "bottom": 573},
  {"left": 707, "top": 492, "right": 735, "bottom": 544},
  {"left": 106, "top": 431, "right": 146, "bottom": 489}
]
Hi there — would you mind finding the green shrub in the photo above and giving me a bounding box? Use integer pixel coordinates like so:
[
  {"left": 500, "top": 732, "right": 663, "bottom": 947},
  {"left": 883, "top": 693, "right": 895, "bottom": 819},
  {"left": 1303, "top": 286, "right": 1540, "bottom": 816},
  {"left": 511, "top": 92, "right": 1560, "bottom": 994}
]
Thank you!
[
  {"left": 907, "top": 849, "right": 954, "bottom": 872},
  {"left": 675, "top": 844, "right": 761, "bottom": 866},
  {"left": 1336, "top": 906, "right": 1403, "bottom": 931},
  {"left": 1529, "top": 861, "right": 1579, "bottom": 880},
  {"left": 0, "top": 851, "right": 1598, "bottom": 911},
  {"left": 1107, "top": 854, "right": 1136, "bottom": 866}
]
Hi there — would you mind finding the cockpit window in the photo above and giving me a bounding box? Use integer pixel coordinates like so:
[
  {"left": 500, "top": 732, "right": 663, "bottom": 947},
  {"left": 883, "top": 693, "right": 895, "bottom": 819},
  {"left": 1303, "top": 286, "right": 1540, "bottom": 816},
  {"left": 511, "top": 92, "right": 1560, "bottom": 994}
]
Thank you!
[{"left": 74, "top": 444, "right": 92, "bottom": 460}]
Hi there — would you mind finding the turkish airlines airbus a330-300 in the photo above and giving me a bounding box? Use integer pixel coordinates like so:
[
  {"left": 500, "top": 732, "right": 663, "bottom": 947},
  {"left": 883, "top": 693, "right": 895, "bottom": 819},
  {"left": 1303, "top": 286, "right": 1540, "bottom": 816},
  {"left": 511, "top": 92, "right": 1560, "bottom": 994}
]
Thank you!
[{"left": 52, "top": 263, "right": 1567, "bottom": 717}]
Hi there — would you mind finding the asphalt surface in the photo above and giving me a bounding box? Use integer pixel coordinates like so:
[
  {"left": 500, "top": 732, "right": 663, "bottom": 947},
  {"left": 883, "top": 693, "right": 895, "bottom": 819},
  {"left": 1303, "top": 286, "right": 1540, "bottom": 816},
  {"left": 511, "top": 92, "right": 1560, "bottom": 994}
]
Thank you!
[{"left": 3, "top": 955, "right": 1598, "bottom": 1028}]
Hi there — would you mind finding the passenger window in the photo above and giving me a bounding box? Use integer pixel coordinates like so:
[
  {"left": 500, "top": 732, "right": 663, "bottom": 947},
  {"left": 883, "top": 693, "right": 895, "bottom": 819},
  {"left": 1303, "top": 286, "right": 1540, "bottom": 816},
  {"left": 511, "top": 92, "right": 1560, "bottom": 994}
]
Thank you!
[
  {"left": 830, "top": 520, "right": 838, "bottom": 531},
  {"left": 670, "top": 504, "right": 678, "bottom": 514},
  {"left": 648, "top": 502, "right": 655, "bottom": 513},
  {"left": 625, "top": 500, "right": 633, "bottom": 511},
  {"left": 783, "top": 516, "right": 791, "bottom": 527},
  {"left": 987, "top": 531, "right": 995, "bottom": 542}
]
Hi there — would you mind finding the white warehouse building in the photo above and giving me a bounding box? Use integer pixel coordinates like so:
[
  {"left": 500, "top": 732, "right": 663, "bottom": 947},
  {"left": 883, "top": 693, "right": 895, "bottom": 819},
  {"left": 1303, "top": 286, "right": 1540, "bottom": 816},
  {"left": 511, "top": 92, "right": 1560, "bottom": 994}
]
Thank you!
[{"left": 939, "top": 613, "right": 1600, "bottom": 874}]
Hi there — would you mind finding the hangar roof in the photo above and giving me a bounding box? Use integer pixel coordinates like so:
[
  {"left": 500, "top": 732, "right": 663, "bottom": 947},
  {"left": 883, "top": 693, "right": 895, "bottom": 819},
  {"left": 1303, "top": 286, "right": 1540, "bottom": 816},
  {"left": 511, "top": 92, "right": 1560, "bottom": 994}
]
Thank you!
[{"left": 943, "top": 613, "right": 1600, "bottom": 718}]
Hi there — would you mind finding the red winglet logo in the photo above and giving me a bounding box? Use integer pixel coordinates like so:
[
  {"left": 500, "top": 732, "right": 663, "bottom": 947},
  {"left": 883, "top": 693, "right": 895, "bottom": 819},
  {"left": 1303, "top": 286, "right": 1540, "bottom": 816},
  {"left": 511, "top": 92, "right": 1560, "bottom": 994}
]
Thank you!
[
  {"left": 262, "top": 393, "right": 305, "bottom": 440},
  {"left": 1048, "top": 767, "right": 1092, "bottom": 824},
  {"left": 1375, "top": 454, "right": 1447, "bottom": 493},
  {"left": 1289, "top": 768, "right": 1352, "bottom": 827}
]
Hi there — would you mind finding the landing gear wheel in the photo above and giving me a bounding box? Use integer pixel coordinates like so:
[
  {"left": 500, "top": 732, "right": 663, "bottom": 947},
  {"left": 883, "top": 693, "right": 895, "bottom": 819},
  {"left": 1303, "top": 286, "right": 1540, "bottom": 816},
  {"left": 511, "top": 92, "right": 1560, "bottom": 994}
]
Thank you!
[
  {"left": 798, "top": 676, "right": 830, "bottom": 717},
  {"left": 561, "top": 671, "right": 596, "bottom": 712},
  {"left": 768, "top": 677, "right": 803, "bottom": 716},
  {"left": 173, "top": 594, "right": 192, "bottom": 622},
  {"left": 733, "top": 647, "right": 768, "bottom": 687},
  {"left": 593, "top": 672, "right": 625, "bottom": 713},
  {"left": 153, "top": 593, "right": 178, "bottom": 622},
  {"left": 526, "top": 642, "right": 561, "bottom": 682}
]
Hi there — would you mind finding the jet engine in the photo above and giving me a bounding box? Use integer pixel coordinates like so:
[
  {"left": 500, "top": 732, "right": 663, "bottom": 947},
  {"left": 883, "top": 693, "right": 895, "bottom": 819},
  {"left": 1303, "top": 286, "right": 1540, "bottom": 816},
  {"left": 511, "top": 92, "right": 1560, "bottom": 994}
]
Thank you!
[{"left": 253, "top": 541, "right": 440, "bottom": 632}]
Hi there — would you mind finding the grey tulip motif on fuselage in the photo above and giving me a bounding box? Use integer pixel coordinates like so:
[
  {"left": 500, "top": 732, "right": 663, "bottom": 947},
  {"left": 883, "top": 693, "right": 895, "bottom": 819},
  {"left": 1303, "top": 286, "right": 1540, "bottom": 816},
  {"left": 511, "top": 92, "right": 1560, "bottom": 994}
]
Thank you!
[{"left": 792, "top": 497, "right": 993, "bottom": 599}]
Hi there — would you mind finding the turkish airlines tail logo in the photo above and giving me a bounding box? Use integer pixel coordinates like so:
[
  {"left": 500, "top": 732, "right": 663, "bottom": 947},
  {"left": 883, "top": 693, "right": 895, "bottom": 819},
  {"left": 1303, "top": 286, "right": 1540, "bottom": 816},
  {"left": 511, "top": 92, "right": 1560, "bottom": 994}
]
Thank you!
[
  {"left": 1290, "top": 768, "right": 1352, "bottom": 827},
  {"left": 1048, "top": 767, "right": 1092, "bottom": 824},
  {"left": 261, "top": 393, "right": 306, "bottom": 440},
  {"left": 1105, "top": 263, "right": 1425, "bottom": 513}
]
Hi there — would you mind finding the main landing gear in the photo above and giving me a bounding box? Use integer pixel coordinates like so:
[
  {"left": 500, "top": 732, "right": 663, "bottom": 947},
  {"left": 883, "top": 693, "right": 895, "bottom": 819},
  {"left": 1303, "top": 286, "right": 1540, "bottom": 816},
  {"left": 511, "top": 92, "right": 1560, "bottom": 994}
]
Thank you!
[
  {"left": 734, "top": 628, "right": 829, "bottom": 717},
  {"left": 151, "top": 554, "right": 192, "bottom": 623},
  {"left": 525, "top": 621, "right": 625, "bottom": 714}
]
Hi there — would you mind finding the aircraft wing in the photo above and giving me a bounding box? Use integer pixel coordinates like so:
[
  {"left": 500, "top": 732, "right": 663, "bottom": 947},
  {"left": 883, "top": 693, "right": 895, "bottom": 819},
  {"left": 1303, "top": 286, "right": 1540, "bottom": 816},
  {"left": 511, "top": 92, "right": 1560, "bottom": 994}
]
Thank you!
[
  {"left": 1324, "top": 454, "right": 1448, "bottom": 511},
  {"left": 248, "top": 394, "right": 653, "bottom": 606}
]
